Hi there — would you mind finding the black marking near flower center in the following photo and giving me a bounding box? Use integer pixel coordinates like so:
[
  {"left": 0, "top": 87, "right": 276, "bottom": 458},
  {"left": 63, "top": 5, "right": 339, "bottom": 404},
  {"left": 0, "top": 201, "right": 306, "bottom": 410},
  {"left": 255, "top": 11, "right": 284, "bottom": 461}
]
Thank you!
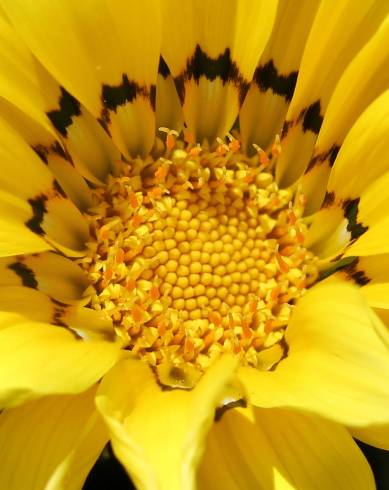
[
  {"left": 150, "top": 365, "right": 194, "bottom": 392},
  {"left": 26, "top": 194, "right": 48, "bottom": 236},
  {"left": 51, "top": 298, "right": 83, "bottom": 339},
  {"left": 343, "top": 257, "right": 371, "bottom": 286},
  {"left": 302, "top": 100, "right": 323, "bottom": 134},
  {"left": 98, "top": 74, "right": 156, "bottom": 132},
  {"left": 158, "top": 56, "right": 171, "bottom": 79},
  {"left": 322, "top": 191, "right": 336, "bottom": 208},
  {"left": 281, "top": 99, "right": 323, "bottom": 139},
  {"left": 8, "top": 261, "right": 38, "bottom": 289},
  {"left": 31, "top": 141, "right": 70, "bottom": 166},
  {"left": 253, "top": 60, "right": 298, "bottom": 102},
  {"left": 47, "top": 87, "right": 81, "bottom": 137},
  {"left": 214, "top": 398, "right": 248, "bottom": 422},
  {"left": 343, "top": 198, "right": 368, "bottom": 240},
  {"left": 305, "top": 144, "right": 340, "bottom": 173},
  {"left": 174, "top": 45, "right": 250, "bottom": 106}
]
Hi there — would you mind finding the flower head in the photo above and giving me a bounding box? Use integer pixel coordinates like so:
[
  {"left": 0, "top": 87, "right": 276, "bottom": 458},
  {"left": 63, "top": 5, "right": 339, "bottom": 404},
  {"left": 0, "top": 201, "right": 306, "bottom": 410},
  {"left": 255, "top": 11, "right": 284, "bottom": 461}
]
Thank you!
[{"left": 0, "top": 1, "right": 389, "bottom": 489}]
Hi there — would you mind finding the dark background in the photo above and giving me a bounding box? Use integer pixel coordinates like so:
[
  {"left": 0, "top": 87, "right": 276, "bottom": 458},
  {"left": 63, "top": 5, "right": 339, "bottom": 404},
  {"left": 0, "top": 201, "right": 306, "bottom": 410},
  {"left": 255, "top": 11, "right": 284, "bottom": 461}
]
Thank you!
[{"left": 83, "top": 442, "right": 389, "bottom": 489}]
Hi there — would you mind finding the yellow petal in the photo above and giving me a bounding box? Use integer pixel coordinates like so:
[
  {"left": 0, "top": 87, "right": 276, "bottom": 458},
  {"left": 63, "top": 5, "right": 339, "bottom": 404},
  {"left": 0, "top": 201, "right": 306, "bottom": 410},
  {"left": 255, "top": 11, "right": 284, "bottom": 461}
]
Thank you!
[
  {"left": 276, "top": 0, "right": 389, "bottom": 187},
  {"left": 344, "top": 225, "right": 389, "bottom": 258},
  {"left": 302, "top": 16, "right": 389, "bottom": 214},
  {"left": 0, "top": 189, "right": 52, "bottom": 257},
  {"left": 0, "top": 14, "right": 56, "bottom": 137},
  {"left": 0, "top": 385, "right": 109, "bottom": 490},
  {"left": 0, "top": 251, "right": 89, "bottom": 304},
  {"left": 334, "top": 255, "right": 389, "bottom": 309},
  {"left": 0, "top": 286, "right": 56, "bottom": 325},
  {"left": 306, "top": 205, "right": 350, "bottom": 259},
  {"left": 161, "top": 0, "right": 277, "bottom": 143},
  {"left": 0, "top": 320, "right": 121, "bottom": 408},
  {"left": 307, "top": 193, "right": 389, "bottom": 261},
  {"left": 327, "top": 89, "right": 389, "bottom": 200},
  {"left": 96, "top": 355, "right": 237, "bottom": 490},
  {"left": 155, "top": 59, "right": 183, "bottom": 133},
  {"left": 199, "top": 406, "right": 374, "bottom": 489},
  {"left": 240, "top": 0, "right": 320, "bottom": 152},
  {"left": 2, "top": 0, "right": 161, "bottom": 157},
  {"left": 351, "top": 424, "right": 389, "bottom": 451},
  {"left": 239, "top": 279, "right": 389, "bottom": 428},
  {"left": 0, "top": 285, "right": 114, "bottom": 342}
]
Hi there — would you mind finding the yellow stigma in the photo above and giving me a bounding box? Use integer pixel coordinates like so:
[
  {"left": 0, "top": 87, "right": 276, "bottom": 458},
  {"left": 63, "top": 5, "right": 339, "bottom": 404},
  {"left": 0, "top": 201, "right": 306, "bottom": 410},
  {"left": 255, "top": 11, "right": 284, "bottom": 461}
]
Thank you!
[{"left": 80, "top": 134, "right": 318, "bottom": 384}]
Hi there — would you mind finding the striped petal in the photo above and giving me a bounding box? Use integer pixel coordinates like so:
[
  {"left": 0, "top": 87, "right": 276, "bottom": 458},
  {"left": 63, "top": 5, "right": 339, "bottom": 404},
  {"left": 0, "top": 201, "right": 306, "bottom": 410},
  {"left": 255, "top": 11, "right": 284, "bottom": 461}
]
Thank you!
[
  {"left": 239, "top": 280, "right": 389, "bottom": 428},
  {"left": 0, "top": 189, "right": 52, "bottom": 257},
  {"left": 327, "top": 89, "right": 389, "bottom": 202},
  {"left": 0, "top": 385, "right": 108, "bottom": 490},
  {"left": 198, "top": 407, "right": 374, "bottom": 489},
  {"left": 0, "top": 252, "right": 89, "bottom": 304},
  {"left": 0, "top": 285, "right": 114, "bottom": 342},
  {"left": 334, "top": 254, "right": 389, "bottom": 310},
  {"left": 276, "top": 0, "right": 389, "bottom": 187},
  {"left": 161, "top": 0, "right": 277, "bottom": 143},
  {"left": 0, "top": 95, "right": 93, "bottom": 210},
  {"left": 96, "top": 355, "right": 237, "bottom": 490},
  {"left": 302, "top": 16, "right": 389, "bottom": 214},
  {"left": 36, "top": 63, "right": 121, "bottom": 184},
  {"left": 240, "top": 0, "right": 320, "bottom": 152},
  {"left": 0, "top": 114, "right": 88, "bottom": 255},
  {"left": 2, "top": 0, "right": 161, "bottom": 158}
]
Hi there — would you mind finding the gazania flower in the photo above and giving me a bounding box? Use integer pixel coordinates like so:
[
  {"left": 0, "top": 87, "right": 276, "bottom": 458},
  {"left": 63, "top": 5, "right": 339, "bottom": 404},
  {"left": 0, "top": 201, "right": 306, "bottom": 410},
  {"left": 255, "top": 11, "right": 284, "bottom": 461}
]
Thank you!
[{"left": 0, "top": 0, "right": 389, "bottom": 488}]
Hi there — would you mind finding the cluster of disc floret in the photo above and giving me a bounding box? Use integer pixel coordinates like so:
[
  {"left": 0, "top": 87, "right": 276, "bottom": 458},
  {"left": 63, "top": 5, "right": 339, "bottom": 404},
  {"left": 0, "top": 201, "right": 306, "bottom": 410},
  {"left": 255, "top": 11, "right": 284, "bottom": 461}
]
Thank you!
[{"left": 80, "top": 133, "right": 318, "bottom": 383}]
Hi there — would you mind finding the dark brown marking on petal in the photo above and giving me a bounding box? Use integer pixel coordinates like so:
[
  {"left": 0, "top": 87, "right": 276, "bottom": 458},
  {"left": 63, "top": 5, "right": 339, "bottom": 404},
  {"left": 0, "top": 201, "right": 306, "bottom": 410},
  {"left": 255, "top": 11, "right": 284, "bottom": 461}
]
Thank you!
[
  {"left": 25, "top": 184, "right": 64, "bottom": 235},
  {"left": 214, "top": 398, "right": 247, "bottom": 422},
  {"left": 342, "top": 198, "right": 368, "bottom": 240},
  {"left": 322, "top": 191, "right": 336, "bottom": 208},
  {"left": 175, "top": 45, "right": 250, "bottom": 106},
  {"left": 281, "top": 119, "right": 293, "bottom": 138},
  {"left": 270, "top": 337, "right": 289, "bottom": 372},
  {"left": 53, "top": 179, "right": 66, "bottom": 198},
  {"left": 99, "top": 75, "right": 156, "bottom": 132},
  {"left": 305, "top": 144, "right": 340, "bottom": 173},
  {"left": 148, "top": 365, "right": 194, "bottom": 392},
  {"left": 98, "top": 107, "right": 111, "bottom": 134},
  {"left": 158, "top": 56, "right": 171, "bottom": 78},
  {"left": 8, "top": 261, "right": 38, "bottom": 289},
  {"left": 319, "top": 256, "right": 356, "bottom": 280},
  {"left": 47, "top": 87, "right": 81, "bottom": 137},
  {"left": 281, "top": 99, "right": 323, "bottom": 139},
  {"left": 302, "top": 100, "right": 323, "bottom": 134},
  {"left": 51, "top": 298, "right": 83, "bottom": 339},
  {"left": 342, "top": 257, "right": 371, "bottom": 286},
  {"left": 253, "top": 60, "right": 298, "bottom": 102},
  {"left": 31, "top": 144, "right": 49, "bottom": 164},
  {"left": 31, "top": 140, "right": 72, "bottom": 167},
  {"left": 26, "top": 194, "right": 48, "bottom": 235},
  {"left": 331, "top": 252, "right": 345, "bottom": 263}
]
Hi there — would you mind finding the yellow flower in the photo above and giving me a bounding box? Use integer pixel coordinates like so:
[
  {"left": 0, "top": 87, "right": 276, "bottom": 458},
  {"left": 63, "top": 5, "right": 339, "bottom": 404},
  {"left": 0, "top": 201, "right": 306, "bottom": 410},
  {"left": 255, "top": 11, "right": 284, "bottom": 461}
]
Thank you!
[{"left": 0, "top": 0, "right": 388, "bottom": 488}]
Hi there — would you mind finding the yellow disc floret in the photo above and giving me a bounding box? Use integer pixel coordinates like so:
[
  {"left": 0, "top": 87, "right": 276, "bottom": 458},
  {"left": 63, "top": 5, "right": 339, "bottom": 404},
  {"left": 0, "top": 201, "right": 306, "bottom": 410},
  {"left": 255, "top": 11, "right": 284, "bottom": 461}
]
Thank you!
[{"left": 80, "top": 134, "right": 318, "bottom": 379}]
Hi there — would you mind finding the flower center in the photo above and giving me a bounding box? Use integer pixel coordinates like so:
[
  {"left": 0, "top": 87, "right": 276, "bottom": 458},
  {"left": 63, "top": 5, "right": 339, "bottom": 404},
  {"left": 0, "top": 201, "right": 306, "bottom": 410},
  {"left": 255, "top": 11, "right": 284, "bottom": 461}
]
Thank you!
[{"left": 80, "top": 134, "right": 318, "bottom": 386}]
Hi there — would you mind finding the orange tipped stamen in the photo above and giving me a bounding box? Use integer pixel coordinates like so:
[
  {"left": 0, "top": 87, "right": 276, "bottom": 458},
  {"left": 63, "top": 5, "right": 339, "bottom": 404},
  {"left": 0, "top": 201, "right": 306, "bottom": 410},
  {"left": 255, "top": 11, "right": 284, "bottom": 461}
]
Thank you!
[
  {"left": 132, "top": 304, "right": 145, "bottom": 323},
  {"left": 150, "top": 285, "right": 160, "bottom": 300},
  {"left": 129, "top": 191, "right": 138, "bottom": 209}
]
